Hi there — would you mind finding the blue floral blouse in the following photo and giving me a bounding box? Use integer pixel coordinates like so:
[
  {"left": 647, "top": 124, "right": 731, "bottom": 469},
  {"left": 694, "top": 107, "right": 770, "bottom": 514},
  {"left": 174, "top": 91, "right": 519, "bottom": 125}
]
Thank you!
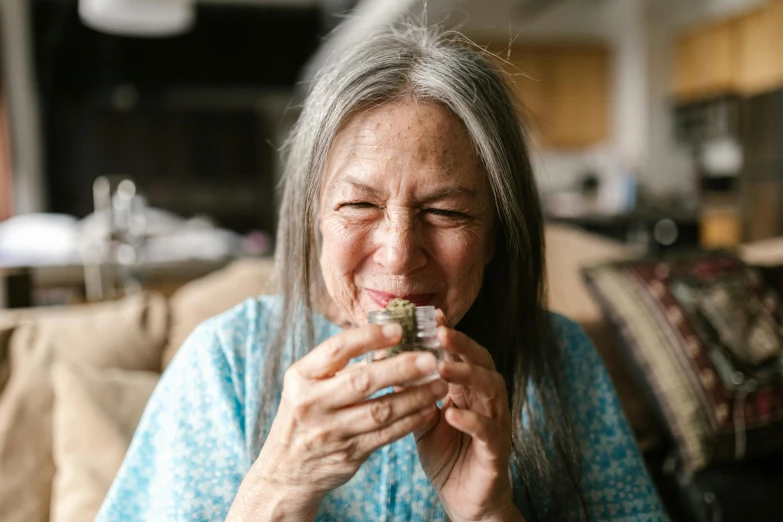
[{"left": 96, "top": 296, "right": 667, "bottom": 521}]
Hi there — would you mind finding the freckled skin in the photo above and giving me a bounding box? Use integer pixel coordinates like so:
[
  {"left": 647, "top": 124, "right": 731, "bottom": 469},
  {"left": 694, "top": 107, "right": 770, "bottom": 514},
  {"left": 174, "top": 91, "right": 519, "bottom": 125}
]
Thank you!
[{"left": 318, "top": 100, "right": 496, "bottom": 327}]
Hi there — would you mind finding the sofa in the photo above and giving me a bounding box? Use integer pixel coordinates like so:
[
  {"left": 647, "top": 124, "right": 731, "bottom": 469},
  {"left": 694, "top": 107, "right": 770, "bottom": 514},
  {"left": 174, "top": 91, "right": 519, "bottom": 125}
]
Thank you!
[{"left": 0, "top": 224, "right": 780, "bottom": 522}]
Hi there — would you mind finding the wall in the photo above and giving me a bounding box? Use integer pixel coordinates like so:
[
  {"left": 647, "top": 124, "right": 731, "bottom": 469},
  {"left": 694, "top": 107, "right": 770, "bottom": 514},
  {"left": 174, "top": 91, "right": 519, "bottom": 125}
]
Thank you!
[
  {"left": 648, "top": 0, "right": 767, "bottom": 28},
  {"left": 642, "top": 0, "right": 769, "bottom": 198},
  {"left": 2, "top": 0, "right": 46, "bottom": 215},
  {"left": 459, "top": 0, "right": 650, "bottom": 197},
  {"left": 456, "top": 0, "right": 768, "bottom": 198}
]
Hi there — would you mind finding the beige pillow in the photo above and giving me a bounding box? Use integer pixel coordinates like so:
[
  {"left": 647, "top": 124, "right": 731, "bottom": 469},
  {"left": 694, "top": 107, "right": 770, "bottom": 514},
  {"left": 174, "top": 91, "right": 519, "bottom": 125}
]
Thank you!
[
  {"left": 0, "top": 324, "right": 14, "bottom": 398},
  {"left": 740, "top": 235, "right": 783, "bottom": 267},
  {"left": 543, "top": 225, "right": 661, "bottom": 449},
  {"left": 545, "top": 223, "right": 642, "bottom": 323},
  {"left": 0, "top": 293, "right": 168, "bottom": 522},
  {"left": 162, "top": 257, "right": 275, "bottom": 367},
  {"left": 50, "top": 362, "right": 158, "bottom": 522}
]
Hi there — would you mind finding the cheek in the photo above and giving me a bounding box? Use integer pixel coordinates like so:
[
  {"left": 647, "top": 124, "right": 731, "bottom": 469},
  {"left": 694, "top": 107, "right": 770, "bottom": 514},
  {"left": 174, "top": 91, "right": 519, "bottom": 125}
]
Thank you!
[
  {"left": 426, "top": 228, "right": 489, "bottom": 320},
  {"left": 427, "top": 227, "right": 488, "bottom": 273},
  {"left": 318, "top": 216, "right": 374, "bottom": 316},
  {"left": 320, "top": 217, "right": 371, "bottom": 269}
]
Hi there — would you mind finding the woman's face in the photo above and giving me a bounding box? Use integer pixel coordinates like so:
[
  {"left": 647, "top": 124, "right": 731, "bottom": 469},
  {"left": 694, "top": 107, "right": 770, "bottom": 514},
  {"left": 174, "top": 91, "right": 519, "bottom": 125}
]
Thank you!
[{"left": 318, "top": 100, "right": 496, "bottom": 327}]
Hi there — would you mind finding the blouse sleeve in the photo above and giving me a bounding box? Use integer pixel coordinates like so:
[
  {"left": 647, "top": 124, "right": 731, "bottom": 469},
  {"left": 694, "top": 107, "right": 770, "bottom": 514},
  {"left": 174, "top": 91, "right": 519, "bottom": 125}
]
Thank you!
[
  {"left": 554, "top": 315, "right": 669, "bottom": 522},
  {"left": 95, "top": 319, "right": 252, "bottom": 521}
]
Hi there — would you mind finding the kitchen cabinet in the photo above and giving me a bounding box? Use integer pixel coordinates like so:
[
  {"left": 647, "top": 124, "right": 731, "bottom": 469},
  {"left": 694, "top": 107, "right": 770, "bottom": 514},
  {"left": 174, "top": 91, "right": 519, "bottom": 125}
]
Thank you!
[
  {"left": 736, "top": 1, "right": 783, "bottom": 96},
  {"left": 674, "top": 0, "right": 783, "bottom": 101},
  {"left": 546, "top": 47, "right": 610, "bottom": 147},
  {"left": 488, "top": 43, "right": 610, "bottom": 149},
  {"left": 673, "top": 20, "right": 738, "bottom": 100}
]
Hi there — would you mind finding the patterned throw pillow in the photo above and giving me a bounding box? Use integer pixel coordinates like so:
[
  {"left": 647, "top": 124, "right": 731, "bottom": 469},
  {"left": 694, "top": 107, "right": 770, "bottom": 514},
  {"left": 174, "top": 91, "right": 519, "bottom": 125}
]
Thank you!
[{"left": 583, "top": 253, "right": 783, "bottom": 473}]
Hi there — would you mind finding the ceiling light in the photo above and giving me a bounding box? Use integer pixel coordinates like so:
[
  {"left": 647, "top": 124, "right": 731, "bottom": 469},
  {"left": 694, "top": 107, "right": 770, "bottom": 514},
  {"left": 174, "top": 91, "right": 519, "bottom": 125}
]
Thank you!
[{"left": 79, "top": 0, "right": 195, "bottom": 38}]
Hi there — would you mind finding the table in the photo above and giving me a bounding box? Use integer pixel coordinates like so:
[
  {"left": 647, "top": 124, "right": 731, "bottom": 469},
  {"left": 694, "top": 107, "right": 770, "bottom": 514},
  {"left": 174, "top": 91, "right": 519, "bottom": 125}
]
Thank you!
[{"left": 0, "top": 258, "right": 240, "bottom": 309}]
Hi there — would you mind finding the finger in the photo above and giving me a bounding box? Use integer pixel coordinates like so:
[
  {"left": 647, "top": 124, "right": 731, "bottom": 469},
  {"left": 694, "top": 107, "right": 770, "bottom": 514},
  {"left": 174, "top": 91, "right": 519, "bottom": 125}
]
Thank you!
[
  {"left": 336, "top": 378, "right": 448, "bottom": 436},
  {"left": 444, "top": 408, "right": 505, "bottom": 463},
  {"left": 435, "top": 308, "right": 454, "bottom": 329},
  {"left": 434, "top": 311, "right": 462, "bottom": 364},
  {"left": 438, "top": 359, "right": 508, "bottom": 418},
  {"left": 356, "top": 404, "right": 440, "bottom": 455},
  {"left": 318, "top": 351, "right": 442, "bottom": 407},
  {"left": 437, "top": 326, "right": 495, "bottom": 370},
  {"left": 294, "top": 324, "right": 402, "bottom": 379}
]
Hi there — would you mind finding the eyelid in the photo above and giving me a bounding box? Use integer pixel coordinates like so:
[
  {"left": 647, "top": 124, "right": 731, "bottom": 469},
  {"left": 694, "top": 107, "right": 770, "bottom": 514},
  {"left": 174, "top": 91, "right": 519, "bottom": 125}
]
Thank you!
[
  {"left": 340, "top": 201, "right": 379, "bottom": 209},
  {"left": 424, "top": 208, "right": 467, "bottom": 217}
]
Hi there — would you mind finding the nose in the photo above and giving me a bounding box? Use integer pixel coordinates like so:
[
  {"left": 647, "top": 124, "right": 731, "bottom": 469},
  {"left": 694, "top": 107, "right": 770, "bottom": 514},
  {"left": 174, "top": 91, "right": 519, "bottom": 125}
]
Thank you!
[{"left": 372, "top": 207, "right": 427, "bottom": 276}]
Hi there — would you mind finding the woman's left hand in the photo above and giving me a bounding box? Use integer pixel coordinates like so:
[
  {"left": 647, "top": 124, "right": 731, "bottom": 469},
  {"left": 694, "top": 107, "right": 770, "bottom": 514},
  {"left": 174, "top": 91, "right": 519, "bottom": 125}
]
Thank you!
[{"left": 413, "top": 311, "right": 524, "bottom": 522}]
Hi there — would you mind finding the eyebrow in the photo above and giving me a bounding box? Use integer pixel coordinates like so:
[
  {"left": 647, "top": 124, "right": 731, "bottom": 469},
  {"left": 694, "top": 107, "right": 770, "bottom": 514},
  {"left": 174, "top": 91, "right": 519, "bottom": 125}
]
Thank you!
[{"left": 338, "top": 177, "right": 477, "bottom": 203}]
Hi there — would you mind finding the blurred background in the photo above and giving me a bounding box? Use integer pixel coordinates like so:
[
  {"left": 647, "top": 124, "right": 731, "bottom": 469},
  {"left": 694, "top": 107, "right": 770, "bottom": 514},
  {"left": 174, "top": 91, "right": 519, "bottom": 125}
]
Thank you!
[
  {"left": 0, "top": 0, "right": 779, "bottom": 303},
  {"left": 1, "top": 3, "right": 783, "bottom": 522}
]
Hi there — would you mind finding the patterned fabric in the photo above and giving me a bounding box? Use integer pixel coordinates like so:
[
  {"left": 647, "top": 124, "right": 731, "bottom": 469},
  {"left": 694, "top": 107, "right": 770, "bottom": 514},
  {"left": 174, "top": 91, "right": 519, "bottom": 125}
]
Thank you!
[
  {"left": 584, "top": 254, "right": 783, "bottom": 474},
  {"left": 96, "top": 296, "right": 667, "bottom": 521}
]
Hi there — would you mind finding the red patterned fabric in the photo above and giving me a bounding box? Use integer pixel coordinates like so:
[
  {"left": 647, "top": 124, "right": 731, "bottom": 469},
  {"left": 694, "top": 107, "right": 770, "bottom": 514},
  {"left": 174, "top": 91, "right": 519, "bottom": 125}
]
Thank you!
[{"left": 584, "top": 253, "right": 783, "bottom": 473}]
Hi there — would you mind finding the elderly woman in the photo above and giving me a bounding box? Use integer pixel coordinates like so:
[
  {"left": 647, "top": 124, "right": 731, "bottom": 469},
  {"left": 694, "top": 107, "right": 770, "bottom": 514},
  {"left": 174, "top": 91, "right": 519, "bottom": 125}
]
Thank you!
[{"left": 98, "top": 23, "right": 666, "bottom": 522}]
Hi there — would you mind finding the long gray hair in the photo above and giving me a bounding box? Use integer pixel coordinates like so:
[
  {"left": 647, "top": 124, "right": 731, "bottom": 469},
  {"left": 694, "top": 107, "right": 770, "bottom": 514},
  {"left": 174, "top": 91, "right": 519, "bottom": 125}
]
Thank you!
[{"left": 269, "top": 21, "right": 588, "bottom": 521}]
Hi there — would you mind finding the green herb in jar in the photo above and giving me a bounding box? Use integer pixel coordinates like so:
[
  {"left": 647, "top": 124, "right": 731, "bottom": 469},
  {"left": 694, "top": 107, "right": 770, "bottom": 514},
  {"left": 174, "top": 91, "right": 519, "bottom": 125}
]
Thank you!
[{"left": 384, "top": 298, "right": 420, "bottom": 357}]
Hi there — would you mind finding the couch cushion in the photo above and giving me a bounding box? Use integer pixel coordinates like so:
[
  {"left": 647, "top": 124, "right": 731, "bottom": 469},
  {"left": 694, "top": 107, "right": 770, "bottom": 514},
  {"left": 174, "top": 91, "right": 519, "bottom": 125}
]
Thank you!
[
  {"left": 0, "top": 324, "right": 14, "bottom": 398},
  {"left": 584, "top": 253, "right": 783, "bottom": 474},
  {"left": 162, "top": 257, "right": 274, "bottom": 367},
  {"left": 545, "top": 223, "right": 642, "bottom": 322},
  {"left": 50, "top": 362, "right": 158, "bottom": 522},
  {"left": 543, "top": 224, "right": 661, "bottom": 449},
  {"left": 0, "top": 292, "right": 168, "bottom": 522},
  {"left": 740, "top": 235, "right": 783, "bottom": 267}
]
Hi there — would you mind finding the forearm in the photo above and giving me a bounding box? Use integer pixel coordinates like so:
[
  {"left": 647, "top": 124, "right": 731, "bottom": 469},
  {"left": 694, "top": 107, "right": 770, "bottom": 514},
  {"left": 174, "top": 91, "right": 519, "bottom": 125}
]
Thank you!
[{"left": 226, "top": 473, "right": 321, "bottom": 522}]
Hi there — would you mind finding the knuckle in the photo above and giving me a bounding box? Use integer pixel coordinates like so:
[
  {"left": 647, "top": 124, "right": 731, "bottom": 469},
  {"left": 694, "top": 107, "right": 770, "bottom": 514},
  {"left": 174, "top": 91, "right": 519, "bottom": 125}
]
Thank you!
[
  {"left": 396, "top": 352, "right": 420, "bottom": 375},
  {"left": 283, "top": 366, "right": 300, "bottom": 388},
  {"left": 348, "top": 369, "right": 373, "bottom": 396},
  {"left": 282, "top": 372, "right": 305, "bottom": 402},
  {"left": 367, "top": 426, "right": 391, "bottom": 450},
  {"left": 302, "top": 429, "right": 330, "bottom": 452},
  {"left": 340, "top": 438, "right": 360, "bottom": 459},
  {"left": 326, "top": 438, "right": 360, "bottom": 465},
  {"left": 323, "top": 337, "right": 344, "bottom": 361},
  {"left": 369, "top": 400, "right": 393, "bottom": 425},
  {"left": 484, "top": 385, "right": 500, "bottom": 404},
  {"left": 290, "top": 394, "right": 316, "bottom": 421},
  {"left": 491, "top": 373, "right": 507, "bottom": 395}
]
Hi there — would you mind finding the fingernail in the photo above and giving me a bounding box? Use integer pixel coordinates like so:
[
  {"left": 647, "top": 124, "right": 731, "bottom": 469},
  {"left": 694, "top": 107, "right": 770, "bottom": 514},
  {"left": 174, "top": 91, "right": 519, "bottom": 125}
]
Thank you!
[
  {"left": 382, "top": 323, "right": 402, "bottom": 338},
  {"left": 415, "top": 353, "right": 436, "bottom": 373},
  {"left": 430, "top": 379, "right": 447, "bottom": 396}
]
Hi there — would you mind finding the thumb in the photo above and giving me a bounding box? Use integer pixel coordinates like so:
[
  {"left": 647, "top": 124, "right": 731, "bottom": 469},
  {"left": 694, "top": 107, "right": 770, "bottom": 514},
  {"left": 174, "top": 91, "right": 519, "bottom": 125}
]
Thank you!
[
  {"left": 435, "top": 308, "right": 454, "bottom": 329},
  {"left": 413, "top": 396, "right": 451, "bottom": 443}
]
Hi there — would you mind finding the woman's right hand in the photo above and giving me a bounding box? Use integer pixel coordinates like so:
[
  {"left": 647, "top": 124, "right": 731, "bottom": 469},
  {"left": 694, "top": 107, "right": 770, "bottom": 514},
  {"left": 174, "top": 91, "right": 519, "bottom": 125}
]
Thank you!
[{"left": 228, "top": 323, "right": 448, "bottom": 521}]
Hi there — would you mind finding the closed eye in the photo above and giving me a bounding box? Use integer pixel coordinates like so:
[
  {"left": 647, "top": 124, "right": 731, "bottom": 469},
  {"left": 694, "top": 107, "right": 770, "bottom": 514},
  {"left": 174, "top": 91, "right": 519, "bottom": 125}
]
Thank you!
[
  {"left": 424, "top": 208, "right": 467, "bottom": 218},
  {"left": 341, "top": 202, "right": 379, "bottom": 209}
]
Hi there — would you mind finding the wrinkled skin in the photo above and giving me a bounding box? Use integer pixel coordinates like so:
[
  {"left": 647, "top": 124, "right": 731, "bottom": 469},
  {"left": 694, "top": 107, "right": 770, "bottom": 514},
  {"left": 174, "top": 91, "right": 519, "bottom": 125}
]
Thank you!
[{"left": 228, "top": 100, "right": 522, "bottom": 522}]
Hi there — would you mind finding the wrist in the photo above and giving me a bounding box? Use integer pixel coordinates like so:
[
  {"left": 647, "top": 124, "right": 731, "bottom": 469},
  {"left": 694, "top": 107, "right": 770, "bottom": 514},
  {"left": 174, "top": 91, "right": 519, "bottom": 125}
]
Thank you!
[
  {"left": 228, "top": 468, "right": 323, "bottom": 522},
  {"left": 484, "top": 504, "right": 525, "bottom": 522},
  {"left": 465, "top": 505, "right": 523, "bottom": 522},
  {"left": 450, "top": 503, "right": 525, "bottom": 522}
]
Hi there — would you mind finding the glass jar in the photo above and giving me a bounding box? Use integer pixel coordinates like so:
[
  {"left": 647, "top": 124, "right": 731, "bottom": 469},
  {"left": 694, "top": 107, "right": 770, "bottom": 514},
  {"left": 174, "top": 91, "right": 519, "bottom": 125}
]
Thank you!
[{"left": 367, "top": 305, "right": 443, "bottom": 384}]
